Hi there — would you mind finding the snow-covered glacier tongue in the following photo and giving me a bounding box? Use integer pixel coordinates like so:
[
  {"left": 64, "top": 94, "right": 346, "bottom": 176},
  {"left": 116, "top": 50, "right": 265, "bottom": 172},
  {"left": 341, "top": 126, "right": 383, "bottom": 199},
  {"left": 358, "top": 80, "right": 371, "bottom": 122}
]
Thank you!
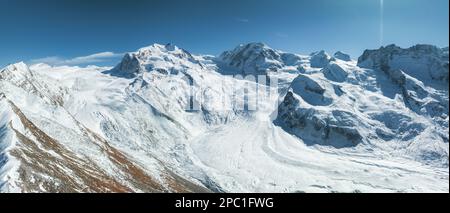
[{"left": 0, "top": 42, "right": 448, "bottom": 193}]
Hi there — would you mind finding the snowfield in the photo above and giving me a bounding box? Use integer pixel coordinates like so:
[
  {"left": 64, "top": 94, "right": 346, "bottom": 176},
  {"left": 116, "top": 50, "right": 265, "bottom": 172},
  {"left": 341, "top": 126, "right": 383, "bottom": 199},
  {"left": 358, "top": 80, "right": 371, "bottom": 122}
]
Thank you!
[{"left": 0, "top": 43, "right": 448, "bottom": 192}]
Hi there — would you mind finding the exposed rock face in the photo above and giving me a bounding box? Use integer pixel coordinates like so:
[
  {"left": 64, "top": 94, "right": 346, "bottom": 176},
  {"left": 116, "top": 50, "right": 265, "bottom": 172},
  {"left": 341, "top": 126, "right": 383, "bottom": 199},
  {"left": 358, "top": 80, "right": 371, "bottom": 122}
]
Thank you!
[
  {"left": 334, "top": 51, "right": 351, "bottom": 61},
  {"left": 276, "top": 91, "right": 363, "bottom": 148},
  {"left": 114, "top": 53, "right": 143, "bottom": 77},
  {"left": 386, "top": 68, "right": 448, "bottom": 118},
  {"left": 275, "top": 73, "right": 364, "bottom": 148},
  {"left": 290, "top": 74, "right": 333, "bottom": 106}
]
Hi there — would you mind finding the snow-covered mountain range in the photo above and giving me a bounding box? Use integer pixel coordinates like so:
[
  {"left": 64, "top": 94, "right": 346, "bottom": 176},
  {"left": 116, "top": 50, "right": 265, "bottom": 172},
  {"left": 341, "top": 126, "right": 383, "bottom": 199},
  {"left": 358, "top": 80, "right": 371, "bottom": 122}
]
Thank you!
[{"left": 0, "top": 42, "right": 448, "bottom": 192}]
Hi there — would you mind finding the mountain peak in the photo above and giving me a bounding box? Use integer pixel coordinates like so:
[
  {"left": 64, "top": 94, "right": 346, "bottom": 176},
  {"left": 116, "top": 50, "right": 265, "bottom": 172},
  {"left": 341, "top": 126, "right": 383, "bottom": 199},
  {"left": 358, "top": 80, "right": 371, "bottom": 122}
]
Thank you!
[
  {"left": 1, "top": 62, "right": 29, "bottom": 72},
  {"left": 111, "top": 43, "right": 201, "bottom": 77},
  {"left": 239, "top": 42, "right": 268, "bottom": 48},
  {"left": 219, "top": 42, "right": 284, "bottom": 75},
  {"left": 309, "top": 50, "right": 331, "bottom": 68},
  {"left": 0, "top": 62, "right": 32, "bottom": 80},
  {"left": 222, "top": 42, "right": 274, "bottom": 56},
  {"left": 137, "top": 43, "right": 181, "bottom": 53}
]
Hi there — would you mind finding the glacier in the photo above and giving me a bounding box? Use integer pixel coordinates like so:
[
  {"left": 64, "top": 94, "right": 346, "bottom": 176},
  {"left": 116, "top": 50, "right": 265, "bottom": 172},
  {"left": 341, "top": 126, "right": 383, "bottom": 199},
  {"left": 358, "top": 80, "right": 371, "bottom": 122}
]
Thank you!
[{"left": 0, "top": 42, "right": 448, "bottom": 192}]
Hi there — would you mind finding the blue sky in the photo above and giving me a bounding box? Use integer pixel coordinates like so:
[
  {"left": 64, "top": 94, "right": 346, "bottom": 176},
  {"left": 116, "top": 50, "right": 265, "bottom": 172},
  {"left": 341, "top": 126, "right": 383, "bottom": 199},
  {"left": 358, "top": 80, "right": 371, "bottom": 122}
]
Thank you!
[{"left": 0, "top": 0, "right": 448, "bottom": 67}]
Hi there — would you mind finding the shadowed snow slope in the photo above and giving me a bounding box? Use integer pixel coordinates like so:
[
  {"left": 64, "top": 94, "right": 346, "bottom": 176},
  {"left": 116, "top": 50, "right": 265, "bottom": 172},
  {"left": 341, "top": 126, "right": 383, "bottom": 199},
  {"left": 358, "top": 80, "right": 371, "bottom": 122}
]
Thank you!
[{"left": 0, "top": 43, "right": 448, "bottom": 192}]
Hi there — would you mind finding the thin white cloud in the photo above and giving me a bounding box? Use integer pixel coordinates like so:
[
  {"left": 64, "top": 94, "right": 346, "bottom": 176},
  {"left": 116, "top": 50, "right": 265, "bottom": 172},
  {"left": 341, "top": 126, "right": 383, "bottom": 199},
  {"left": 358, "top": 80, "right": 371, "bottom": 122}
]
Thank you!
[
  {"left": 235, "top": 18, "right": 250, "bottom": 23},
  {"left": 275, "top": 32, "right": 289, "bottom": 38},
  {"left": 30, "top": 51, "right": 124, "bottom": 66},
  {"left": 30, "top": 56, "right": 65, "bottom": 65}
]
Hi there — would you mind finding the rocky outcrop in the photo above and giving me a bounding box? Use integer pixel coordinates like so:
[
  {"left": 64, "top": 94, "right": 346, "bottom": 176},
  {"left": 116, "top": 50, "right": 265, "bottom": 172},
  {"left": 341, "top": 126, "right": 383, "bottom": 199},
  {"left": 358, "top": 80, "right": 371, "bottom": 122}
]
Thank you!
[
  {"left": 276, "top": 91, "right": 363, "bottom": 148},
  {"left": 114, "top": 53, "right": 143, "bottom": 77},
  {"left": 333, "top": 51, "right": 351, "bottom": 61},
  {"left": 289, "top": 74, "right": 333, "bottom": 106}
]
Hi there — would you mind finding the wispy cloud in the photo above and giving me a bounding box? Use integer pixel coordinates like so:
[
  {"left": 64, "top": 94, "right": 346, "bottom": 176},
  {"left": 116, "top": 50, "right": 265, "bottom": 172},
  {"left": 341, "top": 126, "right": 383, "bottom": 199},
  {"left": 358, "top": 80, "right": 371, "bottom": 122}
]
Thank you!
[
  {"left": 235, "top": 18, "right": 250, "bottom": 23},
  {"left": 275, "top": 32, "right": 289, "bottom": 38},
  {"left": 30, "top": 51, "right": 124, "bottom": 66}
]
